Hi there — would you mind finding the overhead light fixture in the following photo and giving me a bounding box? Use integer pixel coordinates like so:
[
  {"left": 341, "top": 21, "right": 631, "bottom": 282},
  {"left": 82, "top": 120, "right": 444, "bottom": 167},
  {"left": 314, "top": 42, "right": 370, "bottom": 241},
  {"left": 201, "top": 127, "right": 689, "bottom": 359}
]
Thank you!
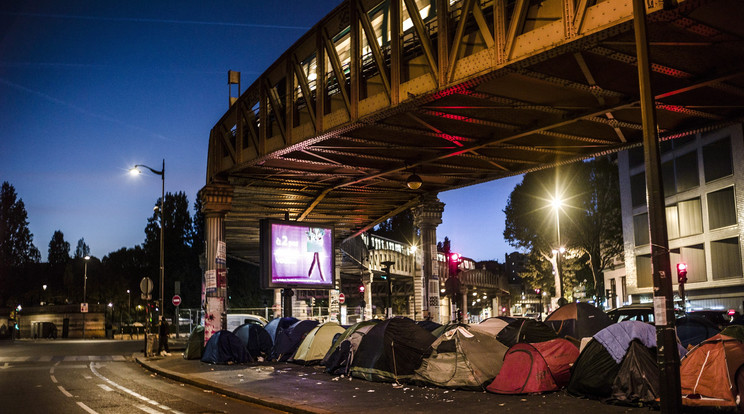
[{"left": 406, "top": 172, "right": 422, "bottom": 190}]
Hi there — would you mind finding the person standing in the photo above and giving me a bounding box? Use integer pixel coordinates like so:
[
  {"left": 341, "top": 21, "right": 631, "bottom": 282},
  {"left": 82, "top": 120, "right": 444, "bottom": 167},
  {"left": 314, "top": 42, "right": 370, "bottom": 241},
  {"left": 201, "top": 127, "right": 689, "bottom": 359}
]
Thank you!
[{"left": 158, "top": 316, "right": 170, "bottom": 356}]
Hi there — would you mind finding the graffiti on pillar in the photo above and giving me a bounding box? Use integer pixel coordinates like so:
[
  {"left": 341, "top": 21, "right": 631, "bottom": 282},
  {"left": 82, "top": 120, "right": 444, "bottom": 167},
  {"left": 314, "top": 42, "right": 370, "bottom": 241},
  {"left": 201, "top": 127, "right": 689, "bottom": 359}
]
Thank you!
[{"left": 204, "top": 296, "right": 224, "bottom": 345}]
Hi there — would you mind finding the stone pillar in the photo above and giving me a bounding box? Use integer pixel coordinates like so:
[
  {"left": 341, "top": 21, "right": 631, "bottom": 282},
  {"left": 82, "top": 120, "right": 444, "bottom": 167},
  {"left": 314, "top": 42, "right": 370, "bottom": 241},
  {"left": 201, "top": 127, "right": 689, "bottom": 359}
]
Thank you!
[
  {"left": 273, "top": 289, "right": 282, "bottom": 319},
  {"left": 413, "top": 195, "right": 445, "bottom": 323},
  {"left": 198, "top": 183, "right": 233, "bottom": 339},
  {"left": 363, "top": 270, "right": 373, "bottom": 320},
  {"left": 461, "top": 286, "right": 468, "bottom": 323}
]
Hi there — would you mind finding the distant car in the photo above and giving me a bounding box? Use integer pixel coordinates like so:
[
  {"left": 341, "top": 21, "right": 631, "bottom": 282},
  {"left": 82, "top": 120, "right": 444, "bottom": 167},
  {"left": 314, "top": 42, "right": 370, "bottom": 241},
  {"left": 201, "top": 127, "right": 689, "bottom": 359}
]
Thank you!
[
  {"left": 687, "top": 310, "right": 738, "bottom": 330},
  {"left": 607, "top": 304, "right": 655, "bottom": 323},
  {"left": 226, "top": 314, "right": 268, "bottom": 331}
]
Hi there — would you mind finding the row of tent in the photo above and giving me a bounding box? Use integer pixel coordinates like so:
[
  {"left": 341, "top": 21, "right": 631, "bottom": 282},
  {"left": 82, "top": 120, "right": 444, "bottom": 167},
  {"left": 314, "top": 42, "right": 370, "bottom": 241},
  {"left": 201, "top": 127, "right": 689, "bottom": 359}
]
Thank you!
[{"left": 182, "top": 302, "right": 744, "bottom": 409}]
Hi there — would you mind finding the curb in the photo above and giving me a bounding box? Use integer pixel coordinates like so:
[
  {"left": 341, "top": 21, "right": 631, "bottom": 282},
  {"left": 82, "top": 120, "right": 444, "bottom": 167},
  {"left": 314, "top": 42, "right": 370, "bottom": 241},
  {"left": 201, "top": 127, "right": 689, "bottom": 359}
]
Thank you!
[{"left": 135, "top": 355, "right": 332, "bottom": 414}]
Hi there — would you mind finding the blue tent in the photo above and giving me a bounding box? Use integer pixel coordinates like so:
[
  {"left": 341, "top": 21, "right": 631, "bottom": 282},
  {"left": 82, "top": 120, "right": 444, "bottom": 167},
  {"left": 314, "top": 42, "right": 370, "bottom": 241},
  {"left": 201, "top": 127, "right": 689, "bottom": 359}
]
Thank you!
[
  {"left": 201, "top": 330, "right": 250, "bottom": 364},
  {"left": 271, "top": 319, "right": 319, "bottom": 361},
  {"left": 233, "top": 323, "right": 273, "bottom": 360},
  {"left": 265, "top": 317, "right": 299, "bottom": 342}
]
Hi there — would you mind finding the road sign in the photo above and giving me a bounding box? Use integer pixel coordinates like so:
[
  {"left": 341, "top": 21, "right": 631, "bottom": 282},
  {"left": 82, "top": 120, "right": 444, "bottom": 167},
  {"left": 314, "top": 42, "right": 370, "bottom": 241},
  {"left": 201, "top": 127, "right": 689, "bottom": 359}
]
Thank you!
[
  {"left": 81, "top": 303, "right": 88, "bottom": 313},
  {"left": 172, "top": 295, "right": 182, "bottom": 307},
  {"left": 338, "top": 293, "right": 345, "bottom": 304},
  {"left": 140, "top": 277, "right": 154, "bottom": 294}
]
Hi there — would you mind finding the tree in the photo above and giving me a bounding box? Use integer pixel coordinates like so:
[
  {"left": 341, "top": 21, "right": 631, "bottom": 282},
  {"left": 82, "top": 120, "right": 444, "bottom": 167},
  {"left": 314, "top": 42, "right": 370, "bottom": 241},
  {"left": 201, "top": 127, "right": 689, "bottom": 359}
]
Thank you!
[
  {"left": 74, "top": 238, "right": 90, "bottom": 259},
  {"left": 503, "top": 156, "right": 622, "bottom": 300},
  {"left": 0, "top": 182, "right": 40, "bottom": 267},
  {"left": 372, "top": 209, "right": 418, "bottom": 245},
  {"left": 48, "top": 230, "right": 71, "bottom": 266}
]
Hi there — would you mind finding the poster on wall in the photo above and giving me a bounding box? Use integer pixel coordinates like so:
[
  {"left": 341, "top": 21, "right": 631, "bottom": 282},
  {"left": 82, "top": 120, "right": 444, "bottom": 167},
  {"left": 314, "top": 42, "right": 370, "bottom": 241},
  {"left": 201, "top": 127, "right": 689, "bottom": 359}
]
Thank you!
[
  {"left": 204, "top": 296, "right": 224, "bottom": 345},
  {"left": 205, "top": 270, "right": 216, "bottom": 294},
  {"left": 260, "top": 219, "right": 334, "bottom": 289}
]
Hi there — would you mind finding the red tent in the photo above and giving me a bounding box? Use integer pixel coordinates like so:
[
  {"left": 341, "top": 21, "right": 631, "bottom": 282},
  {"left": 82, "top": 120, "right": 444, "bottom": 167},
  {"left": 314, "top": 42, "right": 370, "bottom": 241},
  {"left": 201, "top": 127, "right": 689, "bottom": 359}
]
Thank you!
[{"left": 487, "top": 338, "right": 579, "bottom": 394}]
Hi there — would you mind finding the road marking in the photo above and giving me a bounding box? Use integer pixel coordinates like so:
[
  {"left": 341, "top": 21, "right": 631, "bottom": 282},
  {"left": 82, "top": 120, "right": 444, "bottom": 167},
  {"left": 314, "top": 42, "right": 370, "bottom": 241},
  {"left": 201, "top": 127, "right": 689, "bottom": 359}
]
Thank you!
[
  {"left": 49, "top": 367, "right": 55, "bottom": 374},
  {"left": 89, "top": 363, "right": 180, "bottom": 413},
  {"left": 76, "top": 401, "right": 99, "bottom": 414},
  {"left": 0, "top": 362, "right": 10, "bottom": 369},
  {"left": 135, "top": 404, "right": 164, "bottom": 414},
  {"left": 98, "top": 384, "right": 114, "bottom": 392},
  {"left": 50, "top": 375, "right": 58, "bottom": 383},
  {"left": 83, "top": 375, "right": 93, "bottom": 379},
  {"left": 57, "top": 385, "right": 73, "bottom": 397}
]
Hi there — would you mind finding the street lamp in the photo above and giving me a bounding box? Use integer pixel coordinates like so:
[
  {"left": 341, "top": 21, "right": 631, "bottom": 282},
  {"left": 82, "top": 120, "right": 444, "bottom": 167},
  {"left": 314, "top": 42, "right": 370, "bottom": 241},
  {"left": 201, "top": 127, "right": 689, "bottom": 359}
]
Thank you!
[
  {"left": 127, "top": 289, "right": 131, "bottom": 323},
  {"left": 130, "top": 159, "right": 165, "bottom": 324},
  {"left": 83, "top": 255, "right": 90, "bottom": 339},
  {"left": 551, "top": 197, "right": 565, "bottom": 302}
]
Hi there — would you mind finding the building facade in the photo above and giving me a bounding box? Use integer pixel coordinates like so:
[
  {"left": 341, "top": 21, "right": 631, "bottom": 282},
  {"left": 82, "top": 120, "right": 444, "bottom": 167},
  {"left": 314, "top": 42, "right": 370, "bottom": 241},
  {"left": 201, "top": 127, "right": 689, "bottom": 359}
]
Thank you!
[{"left": 607, "top": 124, "right": 744, "bottom": 312}]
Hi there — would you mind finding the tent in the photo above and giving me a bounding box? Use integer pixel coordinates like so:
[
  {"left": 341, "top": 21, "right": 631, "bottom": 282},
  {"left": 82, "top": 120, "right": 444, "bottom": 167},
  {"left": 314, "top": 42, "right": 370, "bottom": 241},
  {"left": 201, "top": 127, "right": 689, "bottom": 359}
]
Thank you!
[
  {"left": 609, "top": 340, "right": 659, "bottom": 406},
  {"left": 324, "top": 322, "right": 377, "bottom": 375},
  {"left": 271, "top": 319, "right": 319, "bottom": 361},
  {"left": 183, "top": 325, "right": 204, "bottom": 360},
  {"left": 265, "top": 317, "right": 299, "bottom": 342},
  {"left": 721, "top": 325, "right": 744, "bottom": 342},
  {"left": 321, "top": 320, "right": 379, "bottom": 367},
  {"left": 496, "top": 318, "right": 558, "bottom": 347},
  {"left": 293, "top": 322, "right": 345, "bottom": 364},
  {"left": 350, "top": 317, "right": 436, "bottom": 383},
  {"left": 201, "top": 330, "right": 250, "bottom": 364},
  {"left": 473, "top": 317, "right": 511, "bottom": 337},
  {"left": 233, "top": 323, "right": 273, "bottom": 360},
  {"left": 676, "top": 315, "right": 720, "bottom": 348},
  {"left": 680, "top": 333, "right": 744, "bottom": 409},
  {"left": 487, "top": 338, "right": 578, "bottom": 394},
  {"left": 567, "top": 321, "right": 686, "bottom": 400},
  {"left": 431, "top": 322, "right": 468, "bottom": 338},
  {"left": 417, "top": 320, "right": 442, "bottom": 333},
  {"left": 413, "top": 326, "right": 509, "bottom": 390},
  {"left": 544, "top": 302, "right": 613, "bottom": 340}
]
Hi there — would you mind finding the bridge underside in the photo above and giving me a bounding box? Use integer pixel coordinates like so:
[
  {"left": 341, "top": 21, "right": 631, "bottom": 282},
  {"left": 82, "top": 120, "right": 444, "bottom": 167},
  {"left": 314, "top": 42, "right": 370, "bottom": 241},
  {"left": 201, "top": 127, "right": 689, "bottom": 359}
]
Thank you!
[{"left": 205, "top": 0, "right": 744, "bottom": 262}]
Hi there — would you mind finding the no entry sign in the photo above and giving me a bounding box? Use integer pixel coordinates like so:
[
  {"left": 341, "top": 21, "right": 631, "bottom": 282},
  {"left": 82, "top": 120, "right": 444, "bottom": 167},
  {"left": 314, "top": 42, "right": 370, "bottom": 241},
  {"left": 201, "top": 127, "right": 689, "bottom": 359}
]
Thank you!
[
  {"left": 172, "top": 295, "right": 182, "bottom": 306},
  {"left": 338, "top": 293, "right": 345, "bottom": 304}
]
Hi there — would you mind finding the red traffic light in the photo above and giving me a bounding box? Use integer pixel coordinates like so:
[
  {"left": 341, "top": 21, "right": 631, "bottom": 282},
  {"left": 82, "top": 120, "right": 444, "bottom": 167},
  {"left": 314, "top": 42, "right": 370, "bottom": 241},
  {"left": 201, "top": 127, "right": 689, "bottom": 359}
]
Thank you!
[
  {"left": 450, "top": 252, "right": 461, "bottom": 262},
  {"left": 358, "top": 285, "right": 365, "bottom": 293},
  {"left": 676, "top": 262, "right": 688, "bottom": 283}
]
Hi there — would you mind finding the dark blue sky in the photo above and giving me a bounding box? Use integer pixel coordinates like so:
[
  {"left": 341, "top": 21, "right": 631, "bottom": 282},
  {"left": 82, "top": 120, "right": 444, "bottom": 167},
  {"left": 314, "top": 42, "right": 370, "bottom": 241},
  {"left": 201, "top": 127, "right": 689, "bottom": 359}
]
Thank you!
[{"left": 0, "top": 1, "right": 521, "bottom": 263}]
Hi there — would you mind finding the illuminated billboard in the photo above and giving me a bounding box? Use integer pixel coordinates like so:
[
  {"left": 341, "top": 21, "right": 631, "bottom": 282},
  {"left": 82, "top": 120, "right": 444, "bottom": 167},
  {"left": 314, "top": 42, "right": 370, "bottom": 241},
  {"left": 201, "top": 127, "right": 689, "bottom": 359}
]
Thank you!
[{"left": 260, "top": 219, "right": 335, "bottom": 289}]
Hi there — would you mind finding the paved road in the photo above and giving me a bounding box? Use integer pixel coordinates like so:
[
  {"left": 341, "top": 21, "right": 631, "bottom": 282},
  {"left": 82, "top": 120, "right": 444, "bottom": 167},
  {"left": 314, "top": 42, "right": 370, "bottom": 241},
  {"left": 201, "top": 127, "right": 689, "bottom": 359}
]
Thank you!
[{"left": 0, "top": 339, "right": 284, "bottom": 414}]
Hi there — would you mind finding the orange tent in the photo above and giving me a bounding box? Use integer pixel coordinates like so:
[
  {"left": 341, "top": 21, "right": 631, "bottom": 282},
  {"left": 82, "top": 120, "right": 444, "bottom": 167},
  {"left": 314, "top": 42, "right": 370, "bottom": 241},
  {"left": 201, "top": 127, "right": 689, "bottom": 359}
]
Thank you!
[{"left": 680, "top": 333, "right": 744, "bottom": 408}]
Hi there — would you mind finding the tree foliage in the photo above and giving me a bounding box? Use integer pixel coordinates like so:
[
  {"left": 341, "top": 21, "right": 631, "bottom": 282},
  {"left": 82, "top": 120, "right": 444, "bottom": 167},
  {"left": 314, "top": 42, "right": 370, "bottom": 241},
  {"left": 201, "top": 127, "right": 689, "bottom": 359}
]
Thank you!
[
  {"left": 0, "top": 182, "right": 40, "bottom": 267},
  {"left": 74, "top": 238, "right": 90, "bottom": 259},
  {"left": 503, "top": 156, "right": 622, "bottom": 298},
  {"left": 48, "top": 230, "right": 71, "bottom": 266},
  {"left": 371, "top": 209, "right": 418, "bottom": 245}
]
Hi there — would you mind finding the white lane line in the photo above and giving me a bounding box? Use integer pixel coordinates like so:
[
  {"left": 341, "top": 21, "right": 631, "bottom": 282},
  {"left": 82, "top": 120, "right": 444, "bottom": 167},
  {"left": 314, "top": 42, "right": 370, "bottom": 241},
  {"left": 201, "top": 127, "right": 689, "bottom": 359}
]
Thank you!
[
  {"left": 54, "top": 361, "right": 61, "bottom": 366},
  {"left": 97, "top": 384, "right": 114, "bottom": 392},
  {"left": 76, "top": 401, "right": 99, "bottom": 414},
  {"left": 49, "top": 367, "right": 55, "bottom": 375},
  {"left": 57, "top": 385, "right": 73, "bottom": 397},
  {"left": 135, "top": 404, "right": 164, "bottom": 414},
  {"left": 83, "top": 375, "right": 92, "bottom": 379},
  {"left": 88, "top": 363, "right": 177, "bottom": 413},
  {"left": 50, "top": 375, "right": 58, "bottom": 383}
]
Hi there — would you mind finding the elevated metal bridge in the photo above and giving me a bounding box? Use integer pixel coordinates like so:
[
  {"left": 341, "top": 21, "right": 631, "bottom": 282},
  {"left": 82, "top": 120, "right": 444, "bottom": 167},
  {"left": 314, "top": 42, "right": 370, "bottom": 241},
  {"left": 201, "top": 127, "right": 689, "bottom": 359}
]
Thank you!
[{"left": 203, "top": 0, "right": 744, "bottom": 262}]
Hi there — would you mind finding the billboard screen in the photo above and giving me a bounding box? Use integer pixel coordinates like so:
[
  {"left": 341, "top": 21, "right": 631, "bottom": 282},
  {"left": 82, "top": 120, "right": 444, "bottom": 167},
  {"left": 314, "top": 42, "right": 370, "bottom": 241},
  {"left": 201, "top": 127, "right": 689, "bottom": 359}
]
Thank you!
[{"left": 261, "top": 220, "right": 334, "bottom": 289}]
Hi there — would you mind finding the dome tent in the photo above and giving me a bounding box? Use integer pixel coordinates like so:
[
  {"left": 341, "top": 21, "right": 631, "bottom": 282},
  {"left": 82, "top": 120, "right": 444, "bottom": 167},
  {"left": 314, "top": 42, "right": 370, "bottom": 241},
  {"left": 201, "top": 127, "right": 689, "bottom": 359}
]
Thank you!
[
  {"left": 293, "top": 321, "right": 345, "bottom": 364},
  {"left": 680, "top": 333, "right": 744, "bottom": 409},
  {"left": 487, "top": 338, "right": 578, "bottom": 394},
  {"left": 323, "top": 322, "right": 378, "bottom": 375},
  {"left": 544, "top": 302, "right": 613, "bottom": 340},
  {"left": 271, "top": 319, "right": 319, "bottom": 361},
  {"left": 201, "top": 330, "right": 250, "bottom": 364},
  {"left": 233, "top": 323, "right": 273, "bottom": 360}
]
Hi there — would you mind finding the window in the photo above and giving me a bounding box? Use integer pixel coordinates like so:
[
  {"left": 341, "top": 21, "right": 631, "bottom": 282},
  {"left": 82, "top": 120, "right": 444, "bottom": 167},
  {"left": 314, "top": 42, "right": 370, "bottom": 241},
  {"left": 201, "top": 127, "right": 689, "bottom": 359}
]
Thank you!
[
  {"left": 620, "top": 276, "right": 627, "bottom": 304},
  {"left": 703, "top": 137, "right": 733, "bottom": 182},
  {"left": 636, "top": 255, "right": 652, "bottom": 288},
  {"left": 628, "top": 146, "right": 645, "bottom": 168},
  {"left": 634, "top": 214, "right": 649, "bottom": 246},
  {"left": 675, "top": 150, "right": 699, "bottom": 193},
  {"left": 662, "top": 160, "right": 675, "bottom": 198},
  {"left": 631, "top": 173, "right": 646, "bottom": 208},
  {"left": 678, "top": 198, "right": 703, "bottom": 237},
  {"left": 711, "top": 238, "right": 742, "bottom": 280},
  {"left": 680, "top": 244, "right": 706, "bottom": 283},
  {"left": 708, "top": 187, "right": 737, "bottom": 230},
  {"left": 666, "top": 206, "right": 679, "bottom": 240}
]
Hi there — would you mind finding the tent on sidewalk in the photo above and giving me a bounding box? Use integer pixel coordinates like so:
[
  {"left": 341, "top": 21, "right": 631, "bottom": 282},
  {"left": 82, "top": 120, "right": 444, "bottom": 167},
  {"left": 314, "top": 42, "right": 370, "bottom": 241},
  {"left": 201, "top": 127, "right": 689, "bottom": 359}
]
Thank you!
[
  {"left": 265, "top": 317, "right": 299, "bottom": 342},
  {"left": 233, "top": 323, "right": 273, "bottom": 360},
  {"left": 321, "top": 320, "right": 379, "bottom": 367},
  {"left": 567, "top": 321, "right": 686, "bottom": 401},
  {"left": 473, "top": 317, "right": 511, "bottom": 337},
  {"left": 676, "top": 315, "right": 720, "bottom": 348},
  {"left": 496, "top": 318, "right": 558, "bottom": 347},
  {"left": 293, "top": 322, "right": 345, "bottom": 364},
  {"left": 417, "top": 320, "right": 442, "bottom": 333},
  {"left": 722, "top": 325, "right": 744, "bottom": 342},
  {"left": 271, "top": 319, "right": 319, "bottom": 361},
  {"left": 544, "top": 302, "right": 613, "bottom": 340},
  {"left": 201, "top": 330, "right": 250, "bottom": 364},
  {"left": 323, "top": 322, "right": 378, "bottom": 375},
  {"left": 413, "top": 325, "right": 509, "bottom": 390},
  {"left": 350, "top": 317, "right": 436, "bottom": 383},
  {"left": 680, "top": 333, "right": 744, "bottom": 409},
  {"left": 183, "top": 325, "right": 204, "bottom": 360},
  {"left": 608, "top": 340, "right": 659, "bottom": 406},
  {"left": 487, "top": 338, "right": 578, "bottom": 394}
]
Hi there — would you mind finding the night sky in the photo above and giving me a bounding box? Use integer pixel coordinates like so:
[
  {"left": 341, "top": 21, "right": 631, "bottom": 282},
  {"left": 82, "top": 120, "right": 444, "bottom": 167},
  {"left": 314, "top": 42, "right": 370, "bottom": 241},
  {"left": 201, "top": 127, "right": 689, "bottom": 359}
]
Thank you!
[{"left": 1, "top": 1, "right": 522, "bottom": 263}]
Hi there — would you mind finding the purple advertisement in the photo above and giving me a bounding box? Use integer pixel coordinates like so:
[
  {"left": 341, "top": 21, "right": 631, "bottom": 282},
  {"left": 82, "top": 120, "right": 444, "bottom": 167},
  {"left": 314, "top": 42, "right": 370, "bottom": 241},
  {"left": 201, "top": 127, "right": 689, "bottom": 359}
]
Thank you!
[{"left": 270, "top": 223, "right": 333, "bottom": 287}]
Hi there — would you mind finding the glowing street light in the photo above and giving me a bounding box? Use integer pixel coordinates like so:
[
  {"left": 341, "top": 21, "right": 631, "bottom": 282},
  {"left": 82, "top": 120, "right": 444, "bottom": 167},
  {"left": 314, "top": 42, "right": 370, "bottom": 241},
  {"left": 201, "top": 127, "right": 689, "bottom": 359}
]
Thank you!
[
  {"left": 551, "top": 195, "right": 565, "bottom": 301},
  {"left": 130, "top": 160, "right": 165, "bottom": 326}
]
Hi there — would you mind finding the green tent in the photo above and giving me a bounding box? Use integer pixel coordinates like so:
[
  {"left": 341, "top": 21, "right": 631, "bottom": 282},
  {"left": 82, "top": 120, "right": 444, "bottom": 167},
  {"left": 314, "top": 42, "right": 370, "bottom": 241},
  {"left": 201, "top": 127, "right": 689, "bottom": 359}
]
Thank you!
[
  {"left": 293, "top": 322, "right": 346, "bottom": 364},
  {"left": 183, "top": 325, "right": 204, "bottom": 360},
  {"left": 321, "top": 320, "right": 379, "bottom": 366},
  {"left": 413, "top": 325, "right": 508, "bottom": 390}
]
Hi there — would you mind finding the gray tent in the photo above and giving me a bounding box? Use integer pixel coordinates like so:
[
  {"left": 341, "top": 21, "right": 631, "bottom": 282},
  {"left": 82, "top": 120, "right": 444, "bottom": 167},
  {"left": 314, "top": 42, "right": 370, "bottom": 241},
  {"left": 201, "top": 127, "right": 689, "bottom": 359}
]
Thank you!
[
  {"left": 183, "top": 325, "right": 204, "bottom": 360},
  {"left": 413, "top": 326, "right": 509, "bottom": 390}
]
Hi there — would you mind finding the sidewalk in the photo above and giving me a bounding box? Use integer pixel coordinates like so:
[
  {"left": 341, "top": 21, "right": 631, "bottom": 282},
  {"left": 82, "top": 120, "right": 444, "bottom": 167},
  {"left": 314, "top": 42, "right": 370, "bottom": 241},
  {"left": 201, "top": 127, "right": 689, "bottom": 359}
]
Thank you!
[{"left": 135, "top": 353, "right": 651, "bottom": 414}]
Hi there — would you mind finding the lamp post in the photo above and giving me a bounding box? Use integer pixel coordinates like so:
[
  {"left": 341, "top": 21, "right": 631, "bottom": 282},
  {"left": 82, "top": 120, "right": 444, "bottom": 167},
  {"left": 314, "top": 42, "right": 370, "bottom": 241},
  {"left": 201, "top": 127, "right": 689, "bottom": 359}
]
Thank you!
[
  {"left": 127, "top": 289, "right": 131, "bottom": 323},
  {"left": 83, "top": 255, "right": 90, "bottom": 339},
  {"left": 130, "top": 159, "right": 165, "bottom": 325},
  {"left": 551, "top": 197, "right": 565, "bottom": 303}
]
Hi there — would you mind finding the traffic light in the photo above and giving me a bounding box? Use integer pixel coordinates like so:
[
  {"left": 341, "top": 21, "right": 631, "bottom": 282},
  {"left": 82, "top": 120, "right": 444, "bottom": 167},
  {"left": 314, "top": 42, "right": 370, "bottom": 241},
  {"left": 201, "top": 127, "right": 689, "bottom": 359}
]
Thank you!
[
  {"left": 449, "top": 252, "right": 462, "bottom": 276},
  {"left": 358, "top": 285, "right": 365, "bottom": 297},
  {"left": 677, "top": 263, "right": 688, "bottom": 284}
]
